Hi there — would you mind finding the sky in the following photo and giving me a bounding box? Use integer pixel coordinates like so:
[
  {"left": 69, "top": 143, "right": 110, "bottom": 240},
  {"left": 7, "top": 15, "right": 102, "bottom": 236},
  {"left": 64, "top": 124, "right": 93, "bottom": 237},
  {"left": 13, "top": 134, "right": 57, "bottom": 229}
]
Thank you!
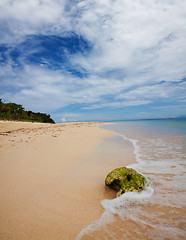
[{"left": 0, "top": 0, "right": 186, "bottom": 123}]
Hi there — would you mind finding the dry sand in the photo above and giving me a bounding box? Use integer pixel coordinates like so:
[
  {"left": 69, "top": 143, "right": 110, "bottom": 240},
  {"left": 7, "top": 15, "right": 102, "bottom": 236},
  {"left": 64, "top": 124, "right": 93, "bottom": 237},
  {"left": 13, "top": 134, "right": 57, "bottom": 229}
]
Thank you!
[{"left": 0, "top": 121, "right": 135, "bottom": 240}]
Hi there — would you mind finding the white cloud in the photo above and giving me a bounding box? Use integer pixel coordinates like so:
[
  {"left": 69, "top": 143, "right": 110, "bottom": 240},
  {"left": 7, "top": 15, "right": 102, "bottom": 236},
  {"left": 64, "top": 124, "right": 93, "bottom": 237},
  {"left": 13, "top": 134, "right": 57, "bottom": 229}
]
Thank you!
[
  {"left": 60, "top": 113, "right": 82, "bottom": 122},
  {"left": 0, "top": 0, "right": 186, "bottom": 120},
  {"left": 61, "top": 117, "right": 67, "bottom": 122},
  {"left": 0, "top": 0, "right": 70, "bottom": 44},
  {"left": 83, "top": 100, "right": 152, "bottom": 110},
  {"left": 117, "top": 82, "right": 186, "bottom": 101}
]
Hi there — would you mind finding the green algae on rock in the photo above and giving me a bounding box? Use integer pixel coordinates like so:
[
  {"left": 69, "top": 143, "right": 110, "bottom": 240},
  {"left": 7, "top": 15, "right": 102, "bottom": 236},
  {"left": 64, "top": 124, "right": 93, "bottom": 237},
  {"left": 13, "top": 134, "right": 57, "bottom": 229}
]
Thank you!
[{"left": 105, "top": 167, "right": 146, "bottom": 197}]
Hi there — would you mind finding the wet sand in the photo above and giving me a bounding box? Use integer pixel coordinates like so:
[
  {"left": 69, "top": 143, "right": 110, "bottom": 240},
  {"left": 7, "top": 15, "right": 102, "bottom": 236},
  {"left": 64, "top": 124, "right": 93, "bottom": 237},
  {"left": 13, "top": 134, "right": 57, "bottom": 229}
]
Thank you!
[{"left": 0, "top": 121, "right": 135, "bottom": 240}]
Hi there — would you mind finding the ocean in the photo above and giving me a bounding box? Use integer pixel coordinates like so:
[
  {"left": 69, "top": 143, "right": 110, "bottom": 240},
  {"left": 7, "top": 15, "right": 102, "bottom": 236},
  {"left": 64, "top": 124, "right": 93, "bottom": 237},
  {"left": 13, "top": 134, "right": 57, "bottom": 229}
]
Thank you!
[{"left": 75, "top": 119, "right": 186, "bottom": 240}]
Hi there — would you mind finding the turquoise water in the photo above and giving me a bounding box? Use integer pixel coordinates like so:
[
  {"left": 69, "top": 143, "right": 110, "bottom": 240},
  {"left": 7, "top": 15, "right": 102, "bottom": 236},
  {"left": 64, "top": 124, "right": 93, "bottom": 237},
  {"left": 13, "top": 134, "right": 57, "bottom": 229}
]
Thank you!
[
  {"left": 76, "top": 119, "right": 186, "bottom": 240},
  {"left": 106, "top": 118, "right": 186, "bottom": 135}
]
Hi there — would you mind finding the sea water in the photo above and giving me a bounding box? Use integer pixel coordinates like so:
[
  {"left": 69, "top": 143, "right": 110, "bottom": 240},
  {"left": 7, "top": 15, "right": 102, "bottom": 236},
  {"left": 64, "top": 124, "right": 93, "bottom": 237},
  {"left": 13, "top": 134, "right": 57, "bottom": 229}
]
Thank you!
[{"left": 75, "top": 119, "right": 186, "bottom": 240}]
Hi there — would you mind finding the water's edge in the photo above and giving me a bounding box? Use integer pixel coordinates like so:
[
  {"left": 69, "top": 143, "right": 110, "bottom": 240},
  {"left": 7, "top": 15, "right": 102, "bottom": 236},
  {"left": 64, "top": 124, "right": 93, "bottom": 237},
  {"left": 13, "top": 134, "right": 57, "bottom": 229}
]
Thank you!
[{"left": 75, "top": 125, "right": 154, "bottom": 240}]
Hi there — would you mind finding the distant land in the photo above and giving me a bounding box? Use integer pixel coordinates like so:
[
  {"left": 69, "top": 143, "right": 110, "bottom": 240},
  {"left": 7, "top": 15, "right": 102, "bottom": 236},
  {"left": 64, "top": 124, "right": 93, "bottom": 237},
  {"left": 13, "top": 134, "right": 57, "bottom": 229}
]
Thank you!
[{"left": 0, "top": 99, "right": 55, "bottom": 123}]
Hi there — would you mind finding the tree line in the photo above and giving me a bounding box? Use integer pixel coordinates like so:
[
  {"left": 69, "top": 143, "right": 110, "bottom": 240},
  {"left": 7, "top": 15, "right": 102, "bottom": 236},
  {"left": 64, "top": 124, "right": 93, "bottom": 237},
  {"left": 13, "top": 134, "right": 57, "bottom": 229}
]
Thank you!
[{"left": 0, "top": 99, "right": 55, "bottom": 123}]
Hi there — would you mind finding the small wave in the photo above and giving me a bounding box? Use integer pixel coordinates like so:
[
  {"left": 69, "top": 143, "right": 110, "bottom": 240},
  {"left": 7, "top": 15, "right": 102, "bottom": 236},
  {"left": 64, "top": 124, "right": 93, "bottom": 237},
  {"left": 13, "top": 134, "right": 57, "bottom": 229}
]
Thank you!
[
  {"left": 75, "top": 181, "right": 154, "bottom": 240},
  {"left": 101, "top": 183, "right": 154, "bottom": 215},
  {"left": 74, "top": 211, "right": 114, "bottom": 240}
]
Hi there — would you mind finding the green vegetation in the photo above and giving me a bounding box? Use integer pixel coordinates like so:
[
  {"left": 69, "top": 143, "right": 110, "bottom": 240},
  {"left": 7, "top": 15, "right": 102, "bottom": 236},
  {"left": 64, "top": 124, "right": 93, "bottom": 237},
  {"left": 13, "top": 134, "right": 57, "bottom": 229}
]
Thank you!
[
  {"left": 0, "top": 99, "right": 55, "bottom": 123},
  {"left": 105, "top": 167, "right": 146, "bottom": 197}
]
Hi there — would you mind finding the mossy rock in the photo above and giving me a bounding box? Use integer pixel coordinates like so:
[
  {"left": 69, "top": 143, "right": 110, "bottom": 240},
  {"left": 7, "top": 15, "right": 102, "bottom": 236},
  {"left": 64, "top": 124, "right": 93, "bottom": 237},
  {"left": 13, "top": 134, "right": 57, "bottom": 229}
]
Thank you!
[{"left": 105, "top": 167, "right": 146, "bottom": 197}]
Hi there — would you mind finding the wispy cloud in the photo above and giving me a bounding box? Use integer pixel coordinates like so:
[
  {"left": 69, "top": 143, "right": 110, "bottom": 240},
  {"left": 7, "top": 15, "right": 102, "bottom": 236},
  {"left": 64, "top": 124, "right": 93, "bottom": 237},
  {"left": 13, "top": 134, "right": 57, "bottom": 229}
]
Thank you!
[{"left": 0, "top": 0, "right": 185, "bottom": 121}]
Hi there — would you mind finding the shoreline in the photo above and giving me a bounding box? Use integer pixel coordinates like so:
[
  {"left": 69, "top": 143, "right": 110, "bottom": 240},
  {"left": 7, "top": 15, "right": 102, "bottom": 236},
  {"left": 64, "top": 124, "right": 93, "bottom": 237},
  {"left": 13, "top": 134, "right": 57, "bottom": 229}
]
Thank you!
[{"left": 0, "top": 121, "right": 136, "bottom": 239}]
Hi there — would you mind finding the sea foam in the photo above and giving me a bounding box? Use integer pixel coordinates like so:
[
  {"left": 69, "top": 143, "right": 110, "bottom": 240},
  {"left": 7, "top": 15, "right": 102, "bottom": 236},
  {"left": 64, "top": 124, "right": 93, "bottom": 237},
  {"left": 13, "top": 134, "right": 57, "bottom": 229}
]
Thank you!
[{"left": 101, "top": 184, "right": 154, "bottom": 214}]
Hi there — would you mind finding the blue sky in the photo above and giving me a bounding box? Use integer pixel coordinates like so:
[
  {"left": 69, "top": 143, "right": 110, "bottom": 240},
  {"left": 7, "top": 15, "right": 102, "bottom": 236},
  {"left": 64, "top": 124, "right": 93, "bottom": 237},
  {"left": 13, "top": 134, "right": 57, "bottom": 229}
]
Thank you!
[{"left": 0, "top": 0, "right": 186, "bottom": 122}]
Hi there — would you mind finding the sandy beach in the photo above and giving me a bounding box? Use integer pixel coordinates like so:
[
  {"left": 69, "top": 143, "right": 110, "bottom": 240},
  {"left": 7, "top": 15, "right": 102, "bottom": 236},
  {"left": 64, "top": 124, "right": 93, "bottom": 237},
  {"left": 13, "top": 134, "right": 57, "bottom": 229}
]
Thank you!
[{"left": 0, "top": 121, "right": 135, "bottom": 240}]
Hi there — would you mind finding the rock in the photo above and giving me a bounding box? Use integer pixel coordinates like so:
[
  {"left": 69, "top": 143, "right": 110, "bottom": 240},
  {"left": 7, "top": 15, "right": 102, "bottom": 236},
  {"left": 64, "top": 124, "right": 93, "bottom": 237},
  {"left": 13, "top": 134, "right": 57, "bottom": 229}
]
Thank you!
[{"left": 105, "top": 167, "right": 146, "bottom": 197}]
